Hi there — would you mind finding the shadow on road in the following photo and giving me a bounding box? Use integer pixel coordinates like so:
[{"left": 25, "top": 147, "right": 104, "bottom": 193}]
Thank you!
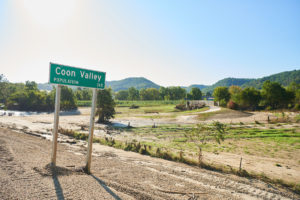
[
  {"left": 91, "top": 174, "right": 122, "bottom": 200},
  {"left": 52, "top": 173, "right": 65, "bottom": 200}
]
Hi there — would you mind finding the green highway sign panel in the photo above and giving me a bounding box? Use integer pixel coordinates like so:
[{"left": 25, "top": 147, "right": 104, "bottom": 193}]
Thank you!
[{"left": 49, "top": 63, "right": 106, "bottom": 89}]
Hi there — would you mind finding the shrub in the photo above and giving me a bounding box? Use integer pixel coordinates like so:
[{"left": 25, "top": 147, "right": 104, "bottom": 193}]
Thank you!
[
  {"left": 175, "top": 103, "right": 187, "bottom": 111},
  {"left": 227, "top": 100, "right": 238, "bottom": 110},
  {"left": 294, "top": 103, "right": 300, "bottom": 111},
  {"left": 129, "top": 104, "right": 139, "bottom": 109}
]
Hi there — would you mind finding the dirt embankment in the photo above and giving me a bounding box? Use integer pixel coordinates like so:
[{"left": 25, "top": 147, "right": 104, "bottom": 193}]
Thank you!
[{"left": 0, "top": 128, "right": 298, "bottom": 200}]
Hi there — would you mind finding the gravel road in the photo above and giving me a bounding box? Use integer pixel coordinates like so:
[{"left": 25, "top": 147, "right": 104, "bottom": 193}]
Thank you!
[{"left": 0, "top": 128, "right": 298, "bottom": 200}]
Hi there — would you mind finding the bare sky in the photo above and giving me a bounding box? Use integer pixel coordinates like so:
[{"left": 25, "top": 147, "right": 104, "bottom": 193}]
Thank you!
[{"left": 0, "top": 0, "right": 299, "bottom": 86}]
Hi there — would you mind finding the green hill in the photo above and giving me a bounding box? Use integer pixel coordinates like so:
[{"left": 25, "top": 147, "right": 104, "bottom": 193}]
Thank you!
[
  {"left": 202, "top": 78, "right": 254, "bottom": 94},
  {"left": 186, "top": 84, "right": 208, "bottom": 92},
  {"left": 106, "top": 77, "right": 160, "bottom": 92},
  {"left": 241, "top": 70, "right": 300, "bottom": 89},
  {"left": 37, "top": 69, "right": 299, "bottom": 93}
]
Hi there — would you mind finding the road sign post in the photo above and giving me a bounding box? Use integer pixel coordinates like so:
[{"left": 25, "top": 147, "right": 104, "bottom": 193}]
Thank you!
[
  {"left": 51, "top": 84, "right": 61, "bottom": 165},
  {"left": 49, "top": 63, "right": 105, "bottom": 171},
  {"left": 85, "top": 88, "right": 97, "bottom": 173}
]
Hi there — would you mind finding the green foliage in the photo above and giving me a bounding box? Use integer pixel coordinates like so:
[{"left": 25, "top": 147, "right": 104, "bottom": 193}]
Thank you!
[
  {"left": 115, "top": 100, "right": 181, "bottom": 107},
  {"left": 261, "top": 81, "right": 294, "bottom": 109},
  {"left": 96, "top": 88, "right": 116, "bottom": 123},
  {"left": 7, "top": 89, "right": 52, "bottom": 111},
  {"left": 139, "top": 88, "right": 161, "bottom": 100},
  {"left": 287, "top": 82, "right": 300, "bottom": 110},
  {"left": 5, "top": 81, "right": 77, "bottom": 112},
  {"left": 213, "top": 86, "right": 230, "bottom": 107},
  {"left": 50, "top": 86, "right": 77, "bottom": 111},
  {"left": 115, "top": 90, "right": 129, "bottom": 100},
  {"left": 205, "top": 91, "right": 212, "bottom": 98},
  {"left": 128, "top": 87, "right": 140, "bottom": 100},
  {"left": 242, "top": 70, "right": 300, "bottom": 89},
  {"left": 239, "top": 87, "right": 261, "bottom": 110},
  {"left": 186, "top": 84, "right": 208, "bottom": 92},
  {"left": 202, "top": 70, "right": 299, "bottom": 94},
  {"left": 115, "top": 86, "right": 187, "bottom": 101},
  {"left": 0, "top": 74, "right": 10, "bottom": 104},
  {"left": 202, "top": 78, "right": 254, "bottom": 94},
  {"left": 61, "top": 86, "right": 77, "bottom": 110},
  {"left": 160, "top": 86, "right": 186, "bottom": 100},
  {"left": 185, "top": 122, "right": 226, "bottom": 146},
  {"left": 75, "top": 88, "right": 92, "bottom": 101},
  {"left": 188, "top": 87, "right": 202, "bottom": 100},
  {"left": 228, "top": 85, "right": 242, "bottom": 105},
  {"left": 25, "top": 81, "right": 38, "bottom": 91}
]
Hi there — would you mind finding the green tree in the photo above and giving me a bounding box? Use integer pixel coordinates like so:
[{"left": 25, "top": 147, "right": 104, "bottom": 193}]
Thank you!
[
  {"left": 128, "top": 87, "right": 139, "bottom": 100},
  {"left": 0, "top": 74, "right": 9, "bottom": 104},
  {"left": 205, "top": 91, "right": 212, "bottom": 98},
  {"left": 239, "top": 87, "right": 261, "bottom": 110},
  {"left": 189, "top": 87, "right": 202, "bottom": 100},
  {"left": 168, "top": 87, "right": 186, "bottom": 100},
  {"left": 228, "top": 85, "right": 242, "bottom": 104},
  {"left": 159, "top": 87, "right": 170, "bottom": 100},
  {"left": 184, "top": 122, "right": 226, "bottom": 164},
  {"left": 81, "top": 89, "right": 92, "bottom": 100},
  {"left": 75, "top": 89, "right": 83, "bottom": 100},
  {"left": 50, "top": 86, "right": 77, "bottom": 111},
  {"left": 61, "top": 86, "right": 77, "bottom": 110},
  {"left": 7, "top": 89, "right": 51, "bottom": 111},
  {"left": 115, "top": 90, "right": 129, "bottom": 100},
  {"left": 75, "top": 88, "right": 92, "bottom": 101},
  {"left": 213, "top": 86, "right": 230, "bottom": 107},
  {"left": 287, "top": 82, "right": 300, "bottom": 109},
  {"left": 261, "top": 81, "right": 294, "bottom": 109},
  {"left": 96, "top": 88, "right": 116, "bottom": 123},
  {"left": 25, "top": 81, "right": 38, "bottom": 91},
  {"left": 140, "top": 88, "right": 161, "bottom": 100}
]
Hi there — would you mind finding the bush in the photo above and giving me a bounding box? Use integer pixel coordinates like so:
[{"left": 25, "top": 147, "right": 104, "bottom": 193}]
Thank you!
[
  {"left": 294, "top": 103, "right": 300, "bottom": 111},
  {"left": 175, "top": 103, "right": 186, "bottom": 111},
  {"left": 96, "top": 88, "right": 116, "bottom": 123},
  {"left": 129, "top": 104, "right": 139, "bottom": 109},
  {"left": 227, "top": 100, "right": 238, "bottom": 110}
]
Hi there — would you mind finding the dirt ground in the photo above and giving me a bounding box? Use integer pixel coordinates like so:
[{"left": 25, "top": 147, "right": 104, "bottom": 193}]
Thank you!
[
  {"left": 0, "top": 128, "right": 299, "bottom": 200},
  {"left": 2, "top": 109, "right": 299, "bottom": 183}
]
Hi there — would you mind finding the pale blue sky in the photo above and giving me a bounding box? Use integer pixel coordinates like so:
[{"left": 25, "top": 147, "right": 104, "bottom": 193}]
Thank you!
[{"left": 0, "top": 0, "right": 299, "bottom": 86}]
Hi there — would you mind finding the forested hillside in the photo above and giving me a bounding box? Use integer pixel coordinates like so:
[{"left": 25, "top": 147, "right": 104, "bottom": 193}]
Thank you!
[
  {"left": 186, "top": 84, "right": 208, "bottom": 92},
  {"left": 105, "top": 77, "right": 160, "bottom": 92},
  {"left": 202, "top": 78, "right": 254, "bottom": 94},
  {"left": 36, "top": 70, "right": 299, "bottom": 93},
  {"left": 241, "top": 70, "right": 300, "bottom": 89}
]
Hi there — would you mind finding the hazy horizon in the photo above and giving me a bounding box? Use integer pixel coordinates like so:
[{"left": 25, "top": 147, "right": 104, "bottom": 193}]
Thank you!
[{"left": 1, "top": 0, "right": 299, "bottom": 87}]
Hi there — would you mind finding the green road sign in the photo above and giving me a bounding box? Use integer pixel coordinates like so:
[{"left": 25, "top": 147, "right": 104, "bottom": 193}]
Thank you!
[{"left": 49, "top": 63, "right": 106, "bottom": 89}]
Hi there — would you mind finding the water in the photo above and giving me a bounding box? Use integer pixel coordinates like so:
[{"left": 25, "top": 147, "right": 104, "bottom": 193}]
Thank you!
[
  {"left": 0, "top": 110, "right": 43, "bottom": 116},
  {"left": 0, "top": 109, "right": 81, "bottom": 116}
]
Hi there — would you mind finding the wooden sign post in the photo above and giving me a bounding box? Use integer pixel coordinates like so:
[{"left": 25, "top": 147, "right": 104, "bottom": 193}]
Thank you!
[
  {"left": 85, "top": 88, "right": 97, "bottom": 173},
  {"left": 51, "top": 84, "right": 61, "bottom": 165}
]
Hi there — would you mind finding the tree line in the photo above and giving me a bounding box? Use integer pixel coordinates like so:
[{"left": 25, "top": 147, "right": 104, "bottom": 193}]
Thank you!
[
  {"left": 114, "top": 87, "right": 203, "bottom": 101},
  {"left": 1, "top": 73, "right": 299, "bottom": 114},
  {"left": 0, "top": 79, "right": 77, "bottom": 112},
  {"left": 0, "top": 74, "right": 115, "bottom": 123},
  {"left": 213, "top": 80, "right": 300, "bottom": 110}
]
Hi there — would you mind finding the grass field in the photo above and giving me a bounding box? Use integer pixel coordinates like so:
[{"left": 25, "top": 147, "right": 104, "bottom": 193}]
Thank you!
[
  {"left": 59, "top": 102, "right": 300, "bottom": 193},
  {"left": 115, "top": 105, "right": 209, "bottom": 119},
  {"left": 110, "top": 124, "right": 300, "bottom": 158},
  {"left": 74, "top": 100, "right": 300, "bottom": 192},
  {"left": 77, "top": 100, "right": 182, "bottom": 107}
]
